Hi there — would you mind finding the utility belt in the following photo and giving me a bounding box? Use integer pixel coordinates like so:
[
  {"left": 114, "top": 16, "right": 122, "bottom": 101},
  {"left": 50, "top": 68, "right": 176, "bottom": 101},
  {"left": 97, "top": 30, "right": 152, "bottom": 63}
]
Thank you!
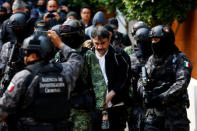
[{"left": 17, "top": 118, "right": 69, "bottom": 131}]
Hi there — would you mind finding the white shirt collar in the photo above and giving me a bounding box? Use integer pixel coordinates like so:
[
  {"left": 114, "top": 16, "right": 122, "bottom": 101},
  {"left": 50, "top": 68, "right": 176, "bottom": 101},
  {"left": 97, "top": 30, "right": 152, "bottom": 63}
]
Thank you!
[{"left": 95, "top": 49, "right": 108, "bottom": 59}]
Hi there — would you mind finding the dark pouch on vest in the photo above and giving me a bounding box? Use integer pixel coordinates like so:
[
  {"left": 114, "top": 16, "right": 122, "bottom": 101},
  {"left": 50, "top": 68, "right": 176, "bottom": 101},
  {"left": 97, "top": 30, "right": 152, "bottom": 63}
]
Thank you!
[{"left": 70, "top": 89, "right": 95, "bottom": 111}]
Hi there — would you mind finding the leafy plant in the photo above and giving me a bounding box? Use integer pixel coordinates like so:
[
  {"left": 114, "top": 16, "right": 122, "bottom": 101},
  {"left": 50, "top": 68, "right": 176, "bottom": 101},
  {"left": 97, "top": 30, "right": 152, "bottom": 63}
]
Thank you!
[
  {"left": 90, "top": 0, "right": 196, "bottom": 26},
  {"left": 123, "top": 0, "right": 196, "bottom": 26}
]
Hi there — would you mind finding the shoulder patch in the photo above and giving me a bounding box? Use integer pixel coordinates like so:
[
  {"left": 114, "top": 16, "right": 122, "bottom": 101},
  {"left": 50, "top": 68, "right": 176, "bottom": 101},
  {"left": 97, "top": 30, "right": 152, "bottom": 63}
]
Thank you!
[
  {"left": 7, "top": 82, "right": 15, "bottom": 92},
  {"left": 184, "top": 61, "right": 190, "bottom": 68}
]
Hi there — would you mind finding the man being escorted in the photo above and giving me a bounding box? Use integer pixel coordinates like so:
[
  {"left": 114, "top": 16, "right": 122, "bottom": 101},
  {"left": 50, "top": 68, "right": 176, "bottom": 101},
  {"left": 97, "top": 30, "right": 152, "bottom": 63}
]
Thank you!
[
  {"left": 0, "top": 31, "right": 84, "bottom": 131},
  {"left": 91, "top": 26, "right": 131, "bottom": 131},
  {"left": 138, "top": 25, "right": 192, "bottom": 131}
]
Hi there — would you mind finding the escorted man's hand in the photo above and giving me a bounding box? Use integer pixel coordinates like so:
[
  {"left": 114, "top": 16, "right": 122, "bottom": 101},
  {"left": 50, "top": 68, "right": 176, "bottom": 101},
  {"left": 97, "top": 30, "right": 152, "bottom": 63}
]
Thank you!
[{"left": 105, "top": 90, "right": 116, "bottom": 108}]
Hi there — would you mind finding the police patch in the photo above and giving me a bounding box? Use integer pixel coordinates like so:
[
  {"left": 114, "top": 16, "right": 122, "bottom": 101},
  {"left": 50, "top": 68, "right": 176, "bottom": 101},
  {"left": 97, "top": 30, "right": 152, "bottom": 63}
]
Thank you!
[
  {"left": 184, "top": 61, "right": 190, "bottom": 68},
  {"left": 7, "top": 82, "right": 15, "bottom": 92}
]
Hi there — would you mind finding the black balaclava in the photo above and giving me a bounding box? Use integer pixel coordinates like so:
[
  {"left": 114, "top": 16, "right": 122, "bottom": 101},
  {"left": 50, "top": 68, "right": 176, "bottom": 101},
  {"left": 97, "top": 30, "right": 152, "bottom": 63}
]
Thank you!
[
  {"left": 137, "top": 41, "right": 152, "bottom": 58},
  {"left": 61, "top": 34, "right": 83, "bottom": 49},
  {"left": 152, "top": 36, "right": 174, "bottom": 58},
  {"left": 151, "top": 26, "right": 176, "bottom": 58},
  {"left": 13, "top": 28, "right": 26, "bottom": 43}
]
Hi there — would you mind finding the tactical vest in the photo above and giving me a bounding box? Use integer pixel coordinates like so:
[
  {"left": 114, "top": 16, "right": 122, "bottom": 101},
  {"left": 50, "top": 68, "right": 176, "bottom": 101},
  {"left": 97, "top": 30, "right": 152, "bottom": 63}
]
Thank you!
[
  {"left": 147, "top": 52, "right": 189, "bottom": 106},
  {"left": 25, "top": 62, "right": 69, "bottom": 122}
]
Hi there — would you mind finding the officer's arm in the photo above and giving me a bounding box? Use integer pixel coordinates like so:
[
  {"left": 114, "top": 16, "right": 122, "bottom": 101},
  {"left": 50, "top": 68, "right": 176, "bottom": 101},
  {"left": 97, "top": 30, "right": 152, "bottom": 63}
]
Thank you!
[
  {"left": 0, "top": 21, "right": 6, "bottom": 51},
  {"left": 0, "top": 70, "right": 31, "bottom": 119},
  {"left": 161, "top": 55, "right": 192, "bottom": 103},
  {"left": 0, "top": 42, "right": 11, "bottom": 76},
  {"left": 86, "top": 50, "right": 107, "bottom": 110},
  {"left": 47, "top": 30, "right": 84, "bottom": 91}
]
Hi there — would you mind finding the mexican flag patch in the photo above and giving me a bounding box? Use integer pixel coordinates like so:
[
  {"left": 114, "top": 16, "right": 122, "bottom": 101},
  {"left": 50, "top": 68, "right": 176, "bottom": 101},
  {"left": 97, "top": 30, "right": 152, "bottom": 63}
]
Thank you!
[
  {"left": 184, "top": 61, "right": 190, "bottom": 68},
  {"left": 7, "top": 82, "right": 15, "bottom": 92}
]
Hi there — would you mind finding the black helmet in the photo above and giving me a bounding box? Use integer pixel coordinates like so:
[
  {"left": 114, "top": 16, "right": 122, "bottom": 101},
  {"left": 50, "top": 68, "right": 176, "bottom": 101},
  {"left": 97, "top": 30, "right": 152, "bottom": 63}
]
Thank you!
[
  {"left": 60, "top": 19, "right": 85, "bottom": 37},
  {"left": 149, "top": 25, "right": 175, "bottom": 44},
  {"left": 51, "top": 24, "right": 61, "bottom": 35},
  {"left": 134, "top": 28, "right": 150, "bottom": 42},
  {"left": 59, "top": 19, "right": 85, "bottom": 49},
  {"left": 8, "top": 12, "right": 27, "bottom": 28},
  {"left": 22, "top": 34, "right": 54, "bottom": 60},
  {"left": 131, "top": 21, "right": 148, "bottom": 36}
]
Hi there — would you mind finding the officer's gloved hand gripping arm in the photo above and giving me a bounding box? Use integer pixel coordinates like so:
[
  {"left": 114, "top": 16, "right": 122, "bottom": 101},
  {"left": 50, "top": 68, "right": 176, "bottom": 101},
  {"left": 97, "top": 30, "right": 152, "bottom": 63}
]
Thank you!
[{"left": 47, "top": 30, "right": 84, "bottom": 92}]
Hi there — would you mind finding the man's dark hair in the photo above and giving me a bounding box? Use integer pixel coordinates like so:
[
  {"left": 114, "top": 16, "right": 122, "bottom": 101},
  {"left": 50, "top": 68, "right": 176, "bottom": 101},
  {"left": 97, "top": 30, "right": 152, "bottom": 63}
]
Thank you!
[
  {"left": 91, "top": 26, "right": 110, "bottom": 39},
  {"left": 80, "top": 5, "right": 91, "bottom": 12}
]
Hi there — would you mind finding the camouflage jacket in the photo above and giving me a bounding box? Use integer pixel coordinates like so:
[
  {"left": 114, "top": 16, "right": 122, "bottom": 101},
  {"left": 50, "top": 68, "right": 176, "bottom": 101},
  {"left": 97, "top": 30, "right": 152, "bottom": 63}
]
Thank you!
[
  {"left": 124, "top": 46, "right": 132, "bottom": 56},
  {"left": 0, "top": 45, "right": 84, "bottom": 119},
  {"left": 55, "top": 47, "right": 107, "bottom": 110}
]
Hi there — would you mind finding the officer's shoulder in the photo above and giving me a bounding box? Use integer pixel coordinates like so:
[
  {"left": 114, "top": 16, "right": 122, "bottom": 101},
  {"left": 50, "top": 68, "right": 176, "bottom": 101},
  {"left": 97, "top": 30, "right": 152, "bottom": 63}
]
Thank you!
[
  {"left": 3, "top": 41, "right": 11, "bottom": 47},
  {"left": 85, "top": 48, "right": 95, "bottom": 56},
  {"left": 2, "top": 19, "right": 9, "bottom": 27},
  {"left": 113, "top": 45, "right": 128, "bottom": 56},
  {"left": 176, "top": 52, "right": 190, "bottom": 60},
  {"left": 1, "top": 41, "right": 12, "bottom": 51},
  {"left": 82, "top": 48, "right": 98, "bottom": 63},
  {"left": 12, "top": 70, "right": 32, "bottom": 84},
  {"left": 176, "top": 52, "right": 192, "bottom": 69},
  {"left": 146, "top": 55, "right": 154, "bottom": 64}
]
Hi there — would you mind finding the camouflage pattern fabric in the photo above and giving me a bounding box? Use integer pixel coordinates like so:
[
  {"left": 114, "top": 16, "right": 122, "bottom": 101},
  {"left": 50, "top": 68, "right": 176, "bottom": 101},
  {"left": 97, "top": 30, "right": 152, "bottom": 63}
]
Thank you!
[
  {"left": 69, "top": 108, "right": 92, "bottom": 131},
  {"left": 124, "top": 46, "right": 132, "bottom": 56},
  {"left": 84, "top": 49, "right": 107, "bottom": 110}
]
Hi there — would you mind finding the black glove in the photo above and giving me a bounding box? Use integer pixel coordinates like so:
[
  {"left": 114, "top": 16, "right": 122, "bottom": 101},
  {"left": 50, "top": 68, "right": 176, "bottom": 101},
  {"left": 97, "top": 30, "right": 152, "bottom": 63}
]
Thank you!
[{"left": 144, "top": 94, "right": 165, "bottom": 108}]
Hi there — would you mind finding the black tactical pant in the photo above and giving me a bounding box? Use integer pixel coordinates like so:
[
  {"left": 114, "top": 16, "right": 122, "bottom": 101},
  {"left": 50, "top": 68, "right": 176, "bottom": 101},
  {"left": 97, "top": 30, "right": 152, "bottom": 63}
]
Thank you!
[
  {"left": 92, "top": 105, "right": 127, "bottom": 131},
  {"left": 144, "top": 124, "right": 189, "bottom": 131},
  {"left": 144, "top": 110, "right": 189, "bottom": 131},
  {"left": 128, "top": 106, "right": 145, "bottom": 131}
]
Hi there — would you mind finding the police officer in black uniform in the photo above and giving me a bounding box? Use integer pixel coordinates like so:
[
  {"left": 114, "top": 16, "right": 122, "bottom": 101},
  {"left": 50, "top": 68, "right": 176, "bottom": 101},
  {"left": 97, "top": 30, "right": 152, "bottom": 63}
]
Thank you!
[
  {"left": 0, "top": 13, "right": 29, "bottom": 96},
  {"left": 138, "top": 25, "right": 192, "bottom": 131},
  {"left": 0, "top": 31, "right": 84, "bottom": 131},
  {"left": 124, "top": 21, "right": 148, "bottom": 55},
  {"left": 128, "top": 27, "right": 152, "bottom": 131},
  {"left": 0, "top": 12, "right": 31, "bottom": 50}
]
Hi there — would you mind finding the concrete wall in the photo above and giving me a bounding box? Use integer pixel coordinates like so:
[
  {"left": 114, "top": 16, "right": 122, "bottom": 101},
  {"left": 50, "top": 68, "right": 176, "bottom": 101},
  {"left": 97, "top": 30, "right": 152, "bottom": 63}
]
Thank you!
[{"left": 187, "top": 78, "right": 197, "bottom": 131}]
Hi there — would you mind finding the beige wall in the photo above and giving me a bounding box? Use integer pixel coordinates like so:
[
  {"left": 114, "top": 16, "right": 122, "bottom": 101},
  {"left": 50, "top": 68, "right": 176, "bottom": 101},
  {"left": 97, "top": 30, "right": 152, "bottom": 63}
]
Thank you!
[{"left": 172, "top": 9, "right": 197, "bottom": 79}]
